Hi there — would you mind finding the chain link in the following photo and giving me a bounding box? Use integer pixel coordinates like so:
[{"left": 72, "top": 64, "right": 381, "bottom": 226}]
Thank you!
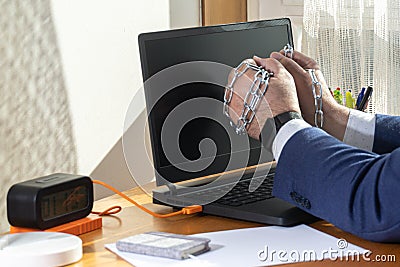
[
  {"left": 224, "top": 44, "right": 324, "bottom": 135},
  {"left": 223, "top": 61, "right": 273, "bottom": 135},
  {"left": 307, "top": 69, "right": 324, "bottom": 128},
  {"left": 283, "top": 43, "right": 294, "bottom": 59}
]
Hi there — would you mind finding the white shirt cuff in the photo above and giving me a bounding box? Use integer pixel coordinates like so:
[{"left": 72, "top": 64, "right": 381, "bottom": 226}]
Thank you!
[
  {"left": 343, "top": 109, "right": 375, "bottom": 151},
  {"left": 272, "top": 119, "right": 312, "bottom": 161}
]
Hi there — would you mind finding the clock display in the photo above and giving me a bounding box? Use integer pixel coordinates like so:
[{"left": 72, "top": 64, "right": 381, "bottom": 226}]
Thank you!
[{"left": 41, "top": 185, "right": 89, "bottom": 221}]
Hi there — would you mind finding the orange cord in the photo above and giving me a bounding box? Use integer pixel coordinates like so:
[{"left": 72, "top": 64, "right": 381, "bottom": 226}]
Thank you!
[
  {"left": 91, "top": 205, "right": 122, "bottom": 216},
  {"left": 92, "top": 179, "right": 202, "bottom": 218}
]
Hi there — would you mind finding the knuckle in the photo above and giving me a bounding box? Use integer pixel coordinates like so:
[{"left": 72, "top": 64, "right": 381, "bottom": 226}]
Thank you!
[
  {"left": 307, "top": 58, "right": 319, "bottom": 69},
  {"left": 259, "top": 57, "right": 273, "bottom": 66}
]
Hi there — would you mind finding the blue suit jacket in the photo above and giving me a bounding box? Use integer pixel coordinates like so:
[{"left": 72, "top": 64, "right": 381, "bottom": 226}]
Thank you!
[{"left": 272, "top": 115, "right": 400, "bottom": 242}]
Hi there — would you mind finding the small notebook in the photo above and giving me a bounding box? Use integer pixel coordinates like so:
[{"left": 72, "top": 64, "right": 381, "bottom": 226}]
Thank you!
[{"left": 116, "top": 232, "right": 211, "bottom": 260}]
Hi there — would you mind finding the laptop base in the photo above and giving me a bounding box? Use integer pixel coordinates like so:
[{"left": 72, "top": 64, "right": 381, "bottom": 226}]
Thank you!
[{"left": 153, "top": 191, "right": 319, "bottom": 226}]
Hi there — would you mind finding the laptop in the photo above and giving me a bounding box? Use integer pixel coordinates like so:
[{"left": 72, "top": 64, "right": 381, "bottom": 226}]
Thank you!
[{"left": 138, "top": 18, "right": 316, "bottom": 226}]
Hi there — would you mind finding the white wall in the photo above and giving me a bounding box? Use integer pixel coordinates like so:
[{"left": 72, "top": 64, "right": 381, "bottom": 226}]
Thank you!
[
  {"left": 51, "top": 0, "right": 170, "bottom": 175},
  {"left": 50, "top": 0, "right": 303, "bottom": 195},
  {"left": 51, "top": 0, "right": 303, "bottom": 177}
]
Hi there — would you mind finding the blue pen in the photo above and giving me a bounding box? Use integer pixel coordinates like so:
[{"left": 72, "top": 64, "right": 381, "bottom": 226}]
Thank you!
[
  {"left": 356, "top": 87, "right": 365, "bottom": 109},
  {"left": 358, "top": 86, "right": 373, "bottom": 111}
]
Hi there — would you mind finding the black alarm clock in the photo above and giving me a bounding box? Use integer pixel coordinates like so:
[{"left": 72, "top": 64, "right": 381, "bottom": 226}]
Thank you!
[{"left": 7, "top": 173, "right": 94, "bottom": 230}]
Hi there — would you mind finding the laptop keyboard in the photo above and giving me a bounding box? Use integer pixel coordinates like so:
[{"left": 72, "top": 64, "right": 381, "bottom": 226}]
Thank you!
[
  {"left": 215, "top": 174, "right": 274, "bottom": 206},
  {"left": 183, "top": 173, "right": 274, "bottom": 207}
]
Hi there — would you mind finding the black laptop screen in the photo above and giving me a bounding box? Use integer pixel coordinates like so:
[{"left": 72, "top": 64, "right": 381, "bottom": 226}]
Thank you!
[{"left": 139, "top": 19, "right": 293, "bottom": 184}]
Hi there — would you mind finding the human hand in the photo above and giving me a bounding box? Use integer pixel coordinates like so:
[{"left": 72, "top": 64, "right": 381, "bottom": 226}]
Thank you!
[
  {"left": 257, "top": 51, "right": 349, "bottom": 140},
  {"left": 226, "top": 58, "right": 300, "bottom": 140}
]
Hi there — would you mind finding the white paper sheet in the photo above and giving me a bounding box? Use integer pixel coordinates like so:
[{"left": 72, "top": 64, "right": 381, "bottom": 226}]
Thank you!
[{"left": 105, "top": 224, "right": 369, "bottom": 267}]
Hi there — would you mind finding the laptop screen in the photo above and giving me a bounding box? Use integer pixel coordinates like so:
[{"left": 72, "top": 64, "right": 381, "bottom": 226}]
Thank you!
[{"left": 139, "top": 19, "right": 293, "bottom": 185}]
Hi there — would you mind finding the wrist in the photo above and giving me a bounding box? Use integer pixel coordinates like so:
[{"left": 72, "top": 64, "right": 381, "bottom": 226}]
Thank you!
[
  {"left": 259, "top": 111, "right": 303, "bottom": 151},
  {"left": 322, "top": 102, "right": 350, "bottom": 140},
  {"left": 274, "top": 111, "right": 303, "bottom": 133}
]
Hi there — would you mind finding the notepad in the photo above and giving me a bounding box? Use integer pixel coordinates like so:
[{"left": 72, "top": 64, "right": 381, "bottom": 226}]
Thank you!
[{"left": 116, "top": 232, "right": 211, "bottom": 260}]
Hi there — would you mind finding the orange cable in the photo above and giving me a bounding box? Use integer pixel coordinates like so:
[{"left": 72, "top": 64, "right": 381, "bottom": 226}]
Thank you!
[
  {"left": 91, "top": 205, "right": 122, "bottom": 216},
  {"left": 92, "top": 179, "right": 202, "bottom": 218}
]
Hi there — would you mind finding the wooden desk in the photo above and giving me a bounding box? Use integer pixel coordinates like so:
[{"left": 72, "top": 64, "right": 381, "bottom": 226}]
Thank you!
[{"left": 71, "top": 186, "right": 400, "bottom": 266}]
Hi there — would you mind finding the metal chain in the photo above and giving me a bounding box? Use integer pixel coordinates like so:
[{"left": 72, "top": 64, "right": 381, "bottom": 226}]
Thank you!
[
  {"left": 224, "top": 44, "right": 324, "bottom": 135},
  {"left": 282, "top": 44, "right": 324, "bottom": 128},
  {"left": 223, "top": 61, "right": 273, "bottom": 135},
  {"left": 307, "top": 69, "right": 324, "bottom": 128},
  {"left": 283, "top": 43, "right": 294, "bottom": 59}
]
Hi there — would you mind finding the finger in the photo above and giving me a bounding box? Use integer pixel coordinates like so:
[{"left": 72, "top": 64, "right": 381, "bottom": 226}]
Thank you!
[
  {"left": 245, "top": 58, "right": 258, "bottom": 76},
  {"left": 278, "top": 49, "right": 319, "bottom": 69},
  {"left": 253, "top": 55, "right": 263, "bottom": 67},
  {"left": 252, "top": 56, "right": 284, "bottom": 75},
  {"left": 240, "top": 58, "right": 256, "bottom": 66},
  {"left": 270, "top": 52, "right": 307, "bottom": 77}
]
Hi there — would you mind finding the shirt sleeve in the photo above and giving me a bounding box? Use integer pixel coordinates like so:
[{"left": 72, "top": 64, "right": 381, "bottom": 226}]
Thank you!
[
  {"left": 272, "top": 119, "right": 311, "bottom": 161},
  {"left": 343, "top": 109, "right": 375, "bottom": 151}
]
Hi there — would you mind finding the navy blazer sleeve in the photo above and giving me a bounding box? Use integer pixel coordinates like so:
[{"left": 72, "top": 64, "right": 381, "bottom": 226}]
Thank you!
[
  {"left": 373, "top": 114, "right": 400, "bottom": 154},
  {"left": 272, "top": 115, "right": 400, "bottom": 242}
]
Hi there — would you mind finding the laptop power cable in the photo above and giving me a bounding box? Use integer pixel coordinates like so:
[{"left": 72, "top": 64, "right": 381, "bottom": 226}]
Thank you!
[{"left": 92, "top": 179, "right": 203, "bottom": 218}]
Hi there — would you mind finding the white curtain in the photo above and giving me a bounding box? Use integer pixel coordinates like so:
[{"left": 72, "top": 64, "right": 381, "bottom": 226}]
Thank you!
[{"left": 302, "top": 0, "right": 400, "bottom": 115}]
